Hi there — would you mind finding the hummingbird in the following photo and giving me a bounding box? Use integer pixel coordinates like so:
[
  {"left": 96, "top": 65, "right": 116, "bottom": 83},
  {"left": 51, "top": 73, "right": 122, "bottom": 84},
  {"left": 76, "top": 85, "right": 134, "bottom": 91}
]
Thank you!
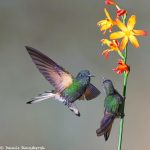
[
  {"left": 96, "top": 78, "right": 124, "bottom": 141},
  {"left": 25, "top": 46, "right": 100, "bottom": 117}
]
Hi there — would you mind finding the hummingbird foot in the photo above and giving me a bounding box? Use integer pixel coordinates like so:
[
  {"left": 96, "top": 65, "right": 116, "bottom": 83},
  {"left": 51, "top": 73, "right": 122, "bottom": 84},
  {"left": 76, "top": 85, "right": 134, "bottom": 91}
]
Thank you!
[
  {"left": 63, "top": 100, "right": 69, "bottom": 107},
  {"left": 120, "top": 113, "right": 125, "bottom": 118}
]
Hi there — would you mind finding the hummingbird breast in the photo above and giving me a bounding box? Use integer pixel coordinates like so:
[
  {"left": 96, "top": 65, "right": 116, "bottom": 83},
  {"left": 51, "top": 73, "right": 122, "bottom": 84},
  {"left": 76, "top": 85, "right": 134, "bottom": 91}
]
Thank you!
[{"left": 60, "top": 79, "right": 88, "bottom": 103}]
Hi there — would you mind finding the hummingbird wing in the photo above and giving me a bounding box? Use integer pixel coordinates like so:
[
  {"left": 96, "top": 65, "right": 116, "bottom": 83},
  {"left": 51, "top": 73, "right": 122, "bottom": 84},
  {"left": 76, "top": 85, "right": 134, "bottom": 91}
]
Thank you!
[
  {"left": 96, "top": 111, "right": 115, "bottom": 141},
  {"left": 114, "top": 89, "right": 124, "bottom": 103},
  {"left": 25, "top": 46, "right": 73, "bottom": 92},
  {"left": 79, "top": 83, "right": 101, "bottom": 100}
]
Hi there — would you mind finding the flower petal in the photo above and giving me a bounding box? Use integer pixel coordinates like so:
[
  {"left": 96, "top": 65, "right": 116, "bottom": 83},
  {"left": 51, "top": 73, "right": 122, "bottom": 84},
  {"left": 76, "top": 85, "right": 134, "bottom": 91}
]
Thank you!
[
  {"left": 102, "top": 49, "right": 113, "bottom": 59},
  {"left": 127, "top": 15, "right": 136, "bottom": 31},
  {"left": 113, "top": 59, "right": 130, "bottom": 74},
  {"left": 101, "top": 39, "right": 112, "bottom": 47},
  {"left": 104, "top": 8, "right": 111, "bottom": 21},
  {"left": 100, "top": 23, "right": 111, "bottom": 31},
  {"left": 110, "top": 31, "right": 125, "bottom": 39},
  {"left": 120, "top": 36, "right": 128, "bottom": 50},
  {"left": 129, "top": 35, "right": 139, "bottom": 48},
  {"left": 114, "top": 40, "right": 120, "bottom": 47},
  {"left": 110, "top": 40, "right": 119, "bottom": 50},
  {"left": 115, "top": 18, "right": 128, "bottom": 32},
  {"left": 133, "top": 30, "right": 148, "bottom": 36},
  {"left": 97, "top": 20, "right": 106, "bottom": 27},
  {"left": 102, "top": 49, "right": 109, "bottom": 59},
  {"left": 118, "top": 59, "right": 124, "bottom": 65}
]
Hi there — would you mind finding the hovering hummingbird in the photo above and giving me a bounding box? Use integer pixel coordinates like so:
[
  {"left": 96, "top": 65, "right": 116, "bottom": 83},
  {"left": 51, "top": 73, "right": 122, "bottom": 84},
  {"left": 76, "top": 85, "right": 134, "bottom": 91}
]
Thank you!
[
  {"left": 96, "top": 78, "right": 124, "bottom": 141},
  {"left": 25, "top": 46, "right": 100, "bottom": 117}
]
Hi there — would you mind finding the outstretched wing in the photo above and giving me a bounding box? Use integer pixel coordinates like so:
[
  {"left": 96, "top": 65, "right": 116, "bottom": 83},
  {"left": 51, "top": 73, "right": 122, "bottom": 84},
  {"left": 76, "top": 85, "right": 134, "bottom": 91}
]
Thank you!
[
  {"left": 25, "top": 46, "right": 73, "bottom": 92},
  {"left": 79, "top": 83, "right": 101, "bottom": 100}
]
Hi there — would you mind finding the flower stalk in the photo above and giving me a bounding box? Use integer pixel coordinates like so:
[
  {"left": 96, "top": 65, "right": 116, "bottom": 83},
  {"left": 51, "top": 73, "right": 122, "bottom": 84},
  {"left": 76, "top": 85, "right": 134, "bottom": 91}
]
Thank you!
[{"left": 118, "top": 46, "right": 129, "bottom": 150}]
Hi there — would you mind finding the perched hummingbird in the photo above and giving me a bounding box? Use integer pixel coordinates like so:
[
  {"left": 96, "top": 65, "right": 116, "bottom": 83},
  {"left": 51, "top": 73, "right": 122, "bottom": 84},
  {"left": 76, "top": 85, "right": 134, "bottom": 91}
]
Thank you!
[
  {"left": 96, "top": 78, "right": 124, "bottom": 141},
  {"left": 25, "top": 46, "right": 100, "bottom": 117}
]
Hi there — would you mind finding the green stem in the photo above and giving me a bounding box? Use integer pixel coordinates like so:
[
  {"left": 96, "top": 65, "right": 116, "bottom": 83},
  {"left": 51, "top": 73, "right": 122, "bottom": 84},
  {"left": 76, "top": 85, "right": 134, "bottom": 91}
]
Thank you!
[
  {"left": 117, "top": 15, "right": 128, "bottom": 150},
  {"left": 117, "top": 50, "right": 125, "bottom": 60},
  {"left": 117, "top": 71, "right": 128, "bottom": 150}
]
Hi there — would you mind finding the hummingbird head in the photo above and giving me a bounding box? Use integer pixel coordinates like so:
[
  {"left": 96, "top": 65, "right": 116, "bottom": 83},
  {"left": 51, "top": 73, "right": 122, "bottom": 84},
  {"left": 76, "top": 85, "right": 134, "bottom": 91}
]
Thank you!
[
  {"left": 76, "top": 70, "right": 94, "bottom": 85},
  {"left": 102, "top": 79, "right": 115, "bottom": 95}
]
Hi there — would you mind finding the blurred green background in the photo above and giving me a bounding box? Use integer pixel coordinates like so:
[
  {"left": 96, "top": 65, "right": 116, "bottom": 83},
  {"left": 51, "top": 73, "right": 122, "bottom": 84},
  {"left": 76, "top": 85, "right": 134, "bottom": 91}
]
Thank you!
[{"left": 0, "top": 0, "right": 149, "bottom": 149}]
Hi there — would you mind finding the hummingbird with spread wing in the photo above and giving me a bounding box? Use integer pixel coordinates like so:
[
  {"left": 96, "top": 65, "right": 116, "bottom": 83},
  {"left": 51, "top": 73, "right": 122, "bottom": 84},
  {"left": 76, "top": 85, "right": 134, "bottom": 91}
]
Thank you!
[
  {"left": 25, "top": 46, "right": 100, "bottom": 117},
  {"left": 96, "top": 78, "right": 124, "bottom": 141}
]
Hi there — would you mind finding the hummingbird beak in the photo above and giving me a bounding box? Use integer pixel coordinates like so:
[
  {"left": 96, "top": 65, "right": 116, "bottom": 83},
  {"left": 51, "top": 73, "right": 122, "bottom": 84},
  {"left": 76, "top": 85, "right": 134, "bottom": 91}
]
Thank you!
[{"left": 88, "top": 74, "right": 95, "bottom": 77}]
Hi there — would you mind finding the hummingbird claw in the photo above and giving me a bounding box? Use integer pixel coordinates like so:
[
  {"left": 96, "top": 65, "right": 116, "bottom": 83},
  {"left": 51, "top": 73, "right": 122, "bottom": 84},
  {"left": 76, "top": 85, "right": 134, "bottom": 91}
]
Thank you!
[
  {"left": 63, "top": 100, "right": 69, "bottom": 107},
  {"left": 120, "top": 113, "right": 125, "bottom": 118}
]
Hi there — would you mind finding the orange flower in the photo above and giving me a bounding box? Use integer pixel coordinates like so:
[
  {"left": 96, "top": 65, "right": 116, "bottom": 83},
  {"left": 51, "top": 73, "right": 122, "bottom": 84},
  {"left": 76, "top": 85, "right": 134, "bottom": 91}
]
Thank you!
[
  {"left": 110, "top": 15, "right": 147, "bottom": 50},
  {"left": 113, "top": 59, "right": 130, "bottom": 74},
  {"left": 101, "top": 39, "right": 120, "bottom": 59},
  {"left": 97, "top": 8, "right": 115, "bottom": 33}
]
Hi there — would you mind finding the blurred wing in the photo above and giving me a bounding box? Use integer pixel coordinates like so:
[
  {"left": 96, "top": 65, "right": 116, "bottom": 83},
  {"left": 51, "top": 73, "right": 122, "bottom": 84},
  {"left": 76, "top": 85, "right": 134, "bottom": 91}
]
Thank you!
[
  {"left": 79, "top": 83, "right": 101, "bottom": 100},
  {"left": 25, "top": 46, "right": 73, "bottom": 92}
]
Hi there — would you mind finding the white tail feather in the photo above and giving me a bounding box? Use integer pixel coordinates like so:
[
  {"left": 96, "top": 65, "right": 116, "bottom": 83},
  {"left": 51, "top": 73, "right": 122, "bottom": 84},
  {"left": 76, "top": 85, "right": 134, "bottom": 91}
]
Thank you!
[
  {"left": 27, "top": 91, "right": 56, "bottom": 104},
  {"left": 27, "top": 91, "right": 80, "bottom": 116}
]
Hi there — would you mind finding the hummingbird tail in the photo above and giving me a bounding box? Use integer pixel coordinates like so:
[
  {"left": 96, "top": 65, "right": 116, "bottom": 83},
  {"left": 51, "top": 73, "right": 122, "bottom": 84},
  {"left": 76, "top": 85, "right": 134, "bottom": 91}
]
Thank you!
[
  {"left": 26, "top": 91, "right": 56, "bottom": 104},
  {"left": 26, "top": 90, "right": 81, "bottom": 117},
  {"left": 96, "top": 113, "right": 115, "bottom": 141}
]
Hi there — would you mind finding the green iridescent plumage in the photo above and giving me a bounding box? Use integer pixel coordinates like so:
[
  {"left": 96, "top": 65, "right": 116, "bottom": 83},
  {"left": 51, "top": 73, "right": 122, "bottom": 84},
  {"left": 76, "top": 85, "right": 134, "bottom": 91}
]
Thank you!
[
  {"left": 104, "top": 95, "right": 120, "bottom": 113},
  {"left": 63, "top": 80, "right": 81, "bottom": 95}
]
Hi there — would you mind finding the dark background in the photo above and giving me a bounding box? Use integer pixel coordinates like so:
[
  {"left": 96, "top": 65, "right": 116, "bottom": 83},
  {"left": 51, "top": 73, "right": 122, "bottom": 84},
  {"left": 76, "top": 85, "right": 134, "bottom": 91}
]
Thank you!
[{"left": 0, "top": 0, "right": 149, "bottom": 149}]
